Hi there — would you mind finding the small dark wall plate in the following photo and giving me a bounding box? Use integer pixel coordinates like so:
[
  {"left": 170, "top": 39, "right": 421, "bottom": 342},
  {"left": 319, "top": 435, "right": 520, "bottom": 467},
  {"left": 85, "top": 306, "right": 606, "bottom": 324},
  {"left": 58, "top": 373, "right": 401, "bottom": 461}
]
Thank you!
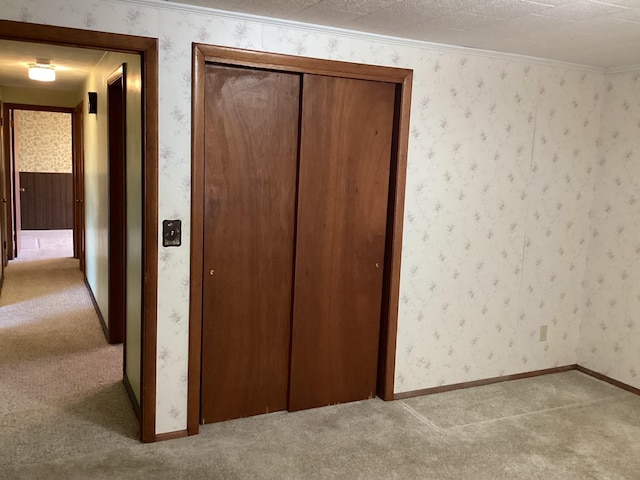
[{"left": 163, "top": 219, "right": 181, "bottom": 247}]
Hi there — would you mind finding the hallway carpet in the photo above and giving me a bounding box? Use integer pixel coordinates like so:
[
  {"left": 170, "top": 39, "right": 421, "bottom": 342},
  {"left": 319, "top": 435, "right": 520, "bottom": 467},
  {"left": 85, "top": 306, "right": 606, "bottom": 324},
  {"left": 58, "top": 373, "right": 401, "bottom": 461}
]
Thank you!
[
  {"left": 2, "top": 233, "right": 640, "bottom": 479},
  {"left": 0, "top": 230, "right": 139, "bottom": 475},
  {"left": 17, "top": 229, "right": 75, "bottom": 259}
]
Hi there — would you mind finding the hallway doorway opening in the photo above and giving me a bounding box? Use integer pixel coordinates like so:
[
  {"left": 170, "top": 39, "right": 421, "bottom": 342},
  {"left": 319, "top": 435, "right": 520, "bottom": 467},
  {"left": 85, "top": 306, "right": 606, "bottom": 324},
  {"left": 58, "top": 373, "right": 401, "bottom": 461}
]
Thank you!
[{"left": 0, "top": 19, "right": 159, "bottom": 442}]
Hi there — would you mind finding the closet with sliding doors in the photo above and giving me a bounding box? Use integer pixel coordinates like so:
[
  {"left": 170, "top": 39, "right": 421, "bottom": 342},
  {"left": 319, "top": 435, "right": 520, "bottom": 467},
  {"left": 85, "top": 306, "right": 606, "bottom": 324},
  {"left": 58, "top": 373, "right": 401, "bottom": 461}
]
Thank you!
[{"left": 190, "top": 46, "right": 412, "bottom": 426}]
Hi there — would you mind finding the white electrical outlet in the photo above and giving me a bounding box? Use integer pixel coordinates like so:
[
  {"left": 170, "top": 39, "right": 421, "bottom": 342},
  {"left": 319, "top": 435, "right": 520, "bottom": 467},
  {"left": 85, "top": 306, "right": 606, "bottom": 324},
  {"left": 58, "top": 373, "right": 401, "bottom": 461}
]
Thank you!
[{"left": 539, "top": 325, "right": 548, "bottom": 342}]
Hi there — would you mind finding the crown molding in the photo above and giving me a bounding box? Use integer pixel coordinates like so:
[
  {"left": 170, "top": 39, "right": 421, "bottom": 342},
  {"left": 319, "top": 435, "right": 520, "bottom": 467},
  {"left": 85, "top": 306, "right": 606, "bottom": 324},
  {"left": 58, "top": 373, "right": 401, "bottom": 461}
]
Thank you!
[{"left": 115, "top": 0, "right": 605, "bottom": 73}]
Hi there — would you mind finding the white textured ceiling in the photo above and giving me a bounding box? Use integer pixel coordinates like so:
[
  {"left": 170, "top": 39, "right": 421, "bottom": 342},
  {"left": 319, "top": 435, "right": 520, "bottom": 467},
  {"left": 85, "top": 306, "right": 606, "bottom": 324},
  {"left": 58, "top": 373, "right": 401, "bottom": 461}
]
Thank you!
[
  {"left": 166, "top": 0, "right": 640, "bottom": 68},
  {"left": 0, "top": 40, "right": 105, "bottom": 91}
]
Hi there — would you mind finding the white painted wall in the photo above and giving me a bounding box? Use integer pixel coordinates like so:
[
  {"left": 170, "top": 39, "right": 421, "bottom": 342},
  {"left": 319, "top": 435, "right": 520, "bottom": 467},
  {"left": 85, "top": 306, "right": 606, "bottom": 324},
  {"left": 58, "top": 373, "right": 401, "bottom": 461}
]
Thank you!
[{"left": 1, "top": 0, "right": 636, "bottom": 435}]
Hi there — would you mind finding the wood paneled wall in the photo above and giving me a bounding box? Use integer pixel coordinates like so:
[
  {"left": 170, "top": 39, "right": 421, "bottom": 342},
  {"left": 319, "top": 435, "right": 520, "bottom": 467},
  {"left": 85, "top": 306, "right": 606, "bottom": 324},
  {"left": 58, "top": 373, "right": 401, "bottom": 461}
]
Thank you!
[{"left": 19, "top": 172, "right": 73, "bottom": 230}]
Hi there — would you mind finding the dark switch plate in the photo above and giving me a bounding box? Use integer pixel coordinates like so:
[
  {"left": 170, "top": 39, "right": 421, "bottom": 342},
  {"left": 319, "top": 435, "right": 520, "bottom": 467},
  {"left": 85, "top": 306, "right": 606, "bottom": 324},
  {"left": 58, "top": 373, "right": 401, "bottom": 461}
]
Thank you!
[{"left": 162, "top": 220, "right": 181, "bottom": 247}]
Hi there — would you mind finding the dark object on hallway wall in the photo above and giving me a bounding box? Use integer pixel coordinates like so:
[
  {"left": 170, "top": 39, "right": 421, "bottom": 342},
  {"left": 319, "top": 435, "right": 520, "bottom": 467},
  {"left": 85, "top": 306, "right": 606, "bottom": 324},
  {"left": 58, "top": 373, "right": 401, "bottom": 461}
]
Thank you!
[
  {"left": 88, "top": 92, "right": 97, "bottom": 114},
  {"left": 19, "top": 172, "right": 73, "bottom": 230}
]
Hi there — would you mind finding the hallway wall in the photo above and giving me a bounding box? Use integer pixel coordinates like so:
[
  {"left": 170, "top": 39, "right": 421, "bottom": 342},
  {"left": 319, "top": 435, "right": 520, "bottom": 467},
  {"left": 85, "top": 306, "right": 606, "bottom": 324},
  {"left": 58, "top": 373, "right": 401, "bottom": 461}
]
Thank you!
[{"left": 81, "top": 51, "right": 143, "bottom": 404}]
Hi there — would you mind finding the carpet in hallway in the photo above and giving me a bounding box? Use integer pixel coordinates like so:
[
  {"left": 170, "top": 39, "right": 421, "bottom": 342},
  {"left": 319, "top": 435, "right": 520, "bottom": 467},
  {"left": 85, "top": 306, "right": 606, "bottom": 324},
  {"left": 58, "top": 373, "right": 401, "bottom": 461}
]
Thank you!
[{"left": 0, "top": 230, "right": 139, "bottom": 473}]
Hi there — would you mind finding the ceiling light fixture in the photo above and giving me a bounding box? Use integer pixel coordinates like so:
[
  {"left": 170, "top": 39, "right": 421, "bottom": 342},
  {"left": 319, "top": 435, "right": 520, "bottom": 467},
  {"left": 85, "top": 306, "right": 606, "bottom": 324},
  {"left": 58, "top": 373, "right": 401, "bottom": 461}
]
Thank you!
[{"left": 28, "top": 59, "right": 56, "bottom": 82}]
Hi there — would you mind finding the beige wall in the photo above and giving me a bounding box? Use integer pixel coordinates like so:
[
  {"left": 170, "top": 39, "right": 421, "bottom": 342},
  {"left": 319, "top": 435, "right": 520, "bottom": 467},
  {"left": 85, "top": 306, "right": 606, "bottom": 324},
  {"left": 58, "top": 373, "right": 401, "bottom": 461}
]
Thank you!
[
  {"left": 124, "top": 60, "right": 143, "bottom": 404},
  {"left": 1, "top": 86, "right": 78, "bottom": 108},
  {"left": 82, "top": 52, "right": 143, "bottom": 403}
]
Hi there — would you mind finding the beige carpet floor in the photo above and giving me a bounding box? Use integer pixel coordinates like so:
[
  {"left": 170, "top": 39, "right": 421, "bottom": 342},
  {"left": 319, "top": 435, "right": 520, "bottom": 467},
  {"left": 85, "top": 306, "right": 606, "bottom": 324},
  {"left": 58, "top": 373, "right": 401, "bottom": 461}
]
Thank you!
[
  {"left": 0, "top": 230, "right": 139, "bottom": 476},
  {"left": 17, "top": 229, "right": 75, "bottom": 260},
  {"left": 2, "top": 232, "right": 640, "bottom": 479}
]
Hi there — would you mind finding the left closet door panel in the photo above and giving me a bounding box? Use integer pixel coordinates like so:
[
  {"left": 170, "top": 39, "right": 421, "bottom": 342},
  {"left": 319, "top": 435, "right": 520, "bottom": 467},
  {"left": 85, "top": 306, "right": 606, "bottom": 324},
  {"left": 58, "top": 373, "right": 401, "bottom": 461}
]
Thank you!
[{"left": 201, "top": 65, "right": 300, "bottom": 423}]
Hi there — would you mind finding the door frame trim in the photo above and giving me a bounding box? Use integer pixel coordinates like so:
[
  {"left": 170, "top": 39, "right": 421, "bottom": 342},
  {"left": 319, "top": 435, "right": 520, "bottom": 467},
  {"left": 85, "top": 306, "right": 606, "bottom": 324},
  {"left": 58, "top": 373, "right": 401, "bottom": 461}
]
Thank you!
[
  {"left": 106, "top": 64, "right": 127, "bottom": 346},
  {"left": 3, "top": 105, "right": 74, "bottom": 252},
  {"left": 2, "top": 103, "right": 75, "bottom": 259},
  {"left": 72, "top": 101, "right": 86, "bottom": 273},
  {"left": 0, "top": 98, "right": 4, "bottom": 290},
  {"left": 188, "top": 44, "right": 412, "bottom": 435},
  {"left": 0, "top": 19, "right": 159, "bottom": 443}
]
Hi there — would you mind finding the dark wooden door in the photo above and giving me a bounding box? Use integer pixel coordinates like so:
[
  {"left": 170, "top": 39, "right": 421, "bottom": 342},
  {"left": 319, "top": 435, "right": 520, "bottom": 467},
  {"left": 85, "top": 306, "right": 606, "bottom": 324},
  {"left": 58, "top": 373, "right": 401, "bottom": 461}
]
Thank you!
[
  {"left": 288, "top": 75, "right": 396, "bottom": 411},
  {"left": 201, "top": 65, "right": 300, "bottom": 423},
  {"left": 107, "top": 70, "right": 127, "bottom": 345},
  {"left": 73, "top": 101, "right": 86, "bottom": 272}
]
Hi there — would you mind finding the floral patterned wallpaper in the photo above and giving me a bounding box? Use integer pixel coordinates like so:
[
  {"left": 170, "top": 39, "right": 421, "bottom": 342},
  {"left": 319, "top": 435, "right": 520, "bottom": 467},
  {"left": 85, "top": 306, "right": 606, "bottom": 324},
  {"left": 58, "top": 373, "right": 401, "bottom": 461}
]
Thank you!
[
  {"left": 14, "top": 110, "right": 72, "bottom": 173},
  {"left": 0, "top": 0, "right": 633, "bottom": 435},
  {"left": 396, "top": 58, "right": 603, "bottom": 392},
  {"left": 579, "top": 70, "right": 640, "bottom": 390}
]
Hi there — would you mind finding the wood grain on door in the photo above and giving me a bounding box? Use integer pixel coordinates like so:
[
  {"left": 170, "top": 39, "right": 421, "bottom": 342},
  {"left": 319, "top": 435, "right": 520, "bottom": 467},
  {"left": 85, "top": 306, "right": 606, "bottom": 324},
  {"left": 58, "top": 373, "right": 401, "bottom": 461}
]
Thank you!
[
  {"left": 19, "top": 172, "right": 73, "bottom": 230},
  {"left": 289, "top": 74, "right": 396, "bottom": 411},
  {"left": 201, "top": 65, "right": 300, "bottom": 423}
]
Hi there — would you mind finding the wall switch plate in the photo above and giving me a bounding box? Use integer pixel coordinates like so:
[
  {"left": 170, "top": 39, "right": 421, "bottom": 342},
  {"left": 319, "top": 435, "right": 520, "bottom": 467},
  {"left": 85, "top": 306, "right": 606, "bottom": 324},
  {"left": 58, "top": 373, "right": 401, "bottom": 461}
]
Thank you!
[
  {"left": 162, "top": 219, "right": 181, "bottom": 247},
  {"left": 539, "top": 325, "right": 548, "bottom": 342}
]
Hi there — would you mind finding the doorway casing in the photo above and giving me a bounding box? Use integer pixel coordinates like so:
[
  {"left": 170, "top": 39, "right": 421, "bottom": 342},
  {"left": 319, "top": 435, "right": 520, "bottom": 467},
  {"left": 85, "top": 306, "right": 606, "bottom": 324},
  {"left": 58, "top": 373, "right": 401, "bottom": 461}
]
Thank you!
[
  {"left": 188, "top": 44, "right": 412, "bottom": 435},
  {"left": 2, "top": 104, "right": 74, "bottom": 260},
  {"left": 106, "top": 64, "right": 128, "bottom": 346},
  {"left": 0, "top": 19, "right": 159, "bottom": 443}
]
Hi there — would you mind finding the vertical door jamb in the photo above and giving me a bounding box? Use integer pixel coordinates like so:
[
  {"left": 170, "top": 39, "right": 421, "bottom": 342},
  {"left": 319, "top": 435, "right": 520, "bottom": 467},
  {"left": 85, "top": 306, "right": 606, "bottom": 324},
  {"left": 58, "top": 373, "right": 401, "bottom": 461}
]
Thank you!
[
  {"left": 10, "top": 108, "right": 20, "bottom": 258},
  {"left": 106, "top": 65, "right": 128, "bottom": 346},
  {"left": 72, "top": 101, "right": 86, "bottom": 273},
  {"left": 0, "top": 99, "right": 5, "bottom": 290},
  {"left": 1, "top": 105, "right": 14, "bottom": 261},
  {"left": 3, "top": 104, "right": 76, "bottom": 257}
]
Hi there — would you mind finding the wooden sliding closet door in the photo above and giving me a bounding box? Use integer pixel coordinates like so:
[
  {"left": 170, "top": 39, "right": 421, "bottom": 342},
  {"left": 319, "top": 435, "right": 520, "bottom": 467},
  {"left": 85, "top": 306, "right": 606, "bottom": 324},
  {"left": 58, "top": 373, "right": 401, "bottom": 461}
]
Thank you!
[
  {"left": 201, "top": 65, "right": 300, "bottom": 423},
  {"left": 289, "top": 75, "right": 396, "bottom": 411}
]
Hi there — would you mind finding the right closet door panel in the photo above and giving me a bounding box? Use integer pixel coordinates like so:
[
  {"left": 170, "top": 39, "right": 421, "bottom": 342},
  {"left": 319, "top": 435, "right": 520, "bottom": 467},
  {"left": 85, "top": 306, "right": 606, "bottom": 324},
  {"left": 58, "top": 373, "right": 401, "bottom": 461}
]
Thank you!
[{"left": 289, "top": 74, "right": 396, "bottom": 411}]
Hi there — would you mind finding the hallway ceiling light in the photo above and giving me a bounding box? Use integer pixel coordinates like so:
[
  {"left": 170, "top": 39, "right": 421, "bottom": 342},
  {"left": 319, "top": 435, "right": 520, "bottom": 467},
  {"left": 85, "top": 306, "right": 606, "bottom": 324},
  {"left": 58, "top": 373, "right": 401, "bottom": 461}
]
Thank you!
[{"left": 28, "top": 59, "right": 55, "bottom": 82}]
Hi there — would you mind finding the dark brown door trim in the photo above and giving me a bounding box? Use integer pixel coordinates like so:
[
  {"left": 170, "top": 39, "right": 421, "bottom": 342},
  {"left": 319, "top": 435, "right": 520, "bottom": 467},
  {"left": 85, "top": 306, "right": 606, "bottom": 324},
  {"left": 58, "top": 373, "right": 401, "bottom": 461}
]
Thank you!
[
  {"left": 189, "top": 44, "right": 412, "bottom": 435},
  {"left": 0, "top": 98, "right": 5, "bottom": 291},
  {"left": 3, "top": 104, "right": 74, "bottom": 258},
  {"left": 106, "top": 64, "right": 127, "bottom": 345},
  {"left": 72, "top": 101, "right": 86, "bottom": 273},
  {"left": 0, "top": 19, "right": 159, "bottom": 443},
  {"left": 1, "top": 103, "right": 14, "bottom": 261}
]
